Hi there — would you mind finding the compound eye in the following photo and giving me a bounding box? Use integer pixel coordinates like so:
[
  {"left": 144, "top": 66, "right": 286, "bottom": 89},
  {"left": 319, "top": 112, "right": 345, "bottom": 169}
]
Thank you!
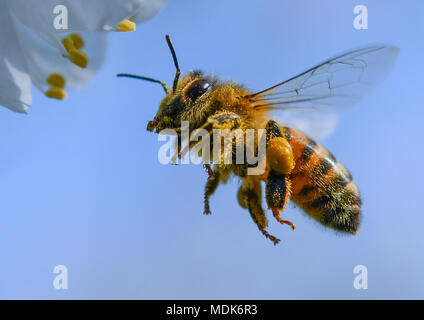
[{"left": 184, "top": 79, "right": 211, "bottom": 102}]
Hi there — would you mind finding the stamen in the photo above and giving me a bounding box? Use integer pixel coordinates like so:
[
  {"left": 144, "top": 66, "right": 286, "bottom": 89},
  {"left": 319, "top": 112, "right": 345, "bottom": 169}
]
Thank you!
[
  {"left": 69, "top": 34, "right": 84, "bottom": 49},
  {"left": 45, "top": 87, "right": 67, "bottom": 100},
  {"left": 69, "top": 50, "right": 88, "bottom": 68},
  {"left": 61, "top": 37, "right": 74, "bottom": 52},
  {"left": 61, "top": 34, "right": 89, "bottom": 68},
  {"left": 117, "top": 20, "right": 136, "bottom": 32},
  {"left": 46, "top": 73, "right": 66, "bottom": 88},
  {"left": 45, "top": 73, "right": 67, "bottom": 100}
]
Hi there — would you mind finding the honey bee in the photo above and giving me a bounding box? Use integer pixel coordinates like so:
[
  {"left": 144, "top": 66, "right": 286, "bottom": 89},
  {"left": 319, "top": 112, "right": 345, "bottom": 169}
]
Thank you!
[{"left": 118, "top": 35, "right": 398, "bottom": 244}]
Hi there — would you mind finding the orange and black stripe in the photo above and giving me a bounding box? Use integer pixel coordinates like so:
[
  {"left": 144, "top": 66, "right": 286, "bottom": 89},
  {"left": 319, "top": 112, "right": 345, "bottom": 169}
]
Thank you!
[{"left": 282, "top": 126, "right": 361, "bottom": 234}]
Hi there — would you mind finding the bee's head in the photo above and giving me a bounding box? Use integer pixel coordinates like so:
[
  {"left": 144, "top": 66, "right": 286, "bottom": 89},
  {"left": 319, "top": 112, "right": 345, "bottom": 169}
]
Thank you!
[
  {"left": 147, "top": 71, "right": 215, "bottom": 132},
  {"left": 118, "top": 35, "right": 215, "bottom": 133}
]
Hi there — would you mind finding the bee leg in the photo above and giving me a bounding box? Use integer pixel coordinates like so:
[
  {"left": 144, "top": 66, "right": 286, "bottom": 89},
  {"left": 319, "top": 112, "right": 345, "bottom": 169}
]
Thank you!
[
  {"left": 266, "top": 170, "right": 296, "bottom": 230},
  {"left": 264, "top": 120, "right": 296, "bottom": 230},
  {"left": 265, "top": 120, "right": 295, "bottom": 177},
  {"left": 204, "top": 163, "right": 214, "bottom": 177},
  {"left": 204, "top": 165, "right": 220, "bottom": 215},
  {"left": 195, "top": 113, "right": 240, "bottom": 214},
  {"left": 170, "top": 135, "right": 183, "bottom": 164},
  {"left": 208, "top": 112, "right": 241, "bottom": 129},
  {"left": 176, "top": 112, "right": 241, "bottom": 165},
  {"left": 238, "top": 179, "right": 280, "bottom": 245}
]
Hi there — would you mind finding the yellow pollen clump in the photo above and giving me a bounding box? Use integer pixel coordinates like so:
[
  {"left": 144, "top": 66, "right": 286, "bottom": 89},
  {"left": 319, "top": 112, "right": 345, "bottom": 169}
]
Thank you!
[
  {"left": 46, "top": 87, "right": 67, "bottom": 100},
  {"left": 267, "top": 137, "right": 295, "bottom": 175},
  {"left": 117, "top": 19, "right": 136, "bottom": 32},
  {"left": 61, "top": 37, "right": 74, "bottom": 52},
  {"left": 46, "top": 73, "right": 66, "bottom": 88},
  {"left": 69, "top": 34, "right": 84, "bottom": 49},
  {"left": 69, "top": 50, "right": 88, "bottom": 68},
  {"left": 45, "top": 73, "right": 67, "bottom": 100},
  {"left": 61, "top": 34, "right": 88, "bottom": 68}
]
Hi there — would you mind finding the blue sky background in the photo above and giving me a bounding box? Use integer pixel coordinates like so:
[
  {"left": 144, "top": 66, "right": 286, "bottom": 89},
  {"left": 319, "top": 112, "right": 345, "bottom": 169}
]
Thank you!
[{"left": 0, "top": 0, "right": 423, "bottom": 299}]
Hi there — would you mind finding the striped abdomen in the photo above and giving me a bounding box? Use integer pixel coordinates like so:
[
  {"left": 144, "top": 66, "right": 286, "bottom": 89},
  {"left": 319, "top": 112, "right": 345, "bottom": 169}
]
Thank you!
[{"left": 281, "top": 126, "right": 361, "bottom": 233}]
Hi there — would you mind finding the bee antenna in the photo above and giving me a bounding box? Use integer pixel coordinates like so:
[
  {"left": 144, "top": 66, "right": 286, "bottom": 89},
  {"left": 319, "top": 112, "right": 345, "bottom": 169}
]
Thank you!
[
  {"left": 165, "top": 34, "right": 181, "bottom": 93},
  {"left": 116, "top": 73, "right": 170, "bottom": 94}
]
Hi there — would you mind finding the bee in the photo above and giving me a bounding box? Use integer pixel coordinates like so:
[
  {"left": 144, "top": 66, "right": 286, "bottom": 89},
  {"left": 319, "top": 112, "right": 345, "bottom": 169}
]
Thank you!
[{"left": 118, "top": 35, "right": 398, "bottom": 244}]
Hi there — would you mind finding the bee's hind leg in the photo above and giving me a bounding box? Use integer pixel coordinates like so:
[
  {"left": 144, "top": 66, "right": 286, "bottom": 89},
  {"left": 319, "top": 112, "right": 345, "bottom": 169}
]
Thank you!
[
  {"left": 264, "top": 120, "right": 296, "bottom": 230},
  {"left": 266, "top": 171, "right": 296, "bottom": 230},
  {"left": 238, "top": 179, "right": 280, "bottom": 245},
  {"left": 204, "top": 164, "right": 220, "bottom": 215}
]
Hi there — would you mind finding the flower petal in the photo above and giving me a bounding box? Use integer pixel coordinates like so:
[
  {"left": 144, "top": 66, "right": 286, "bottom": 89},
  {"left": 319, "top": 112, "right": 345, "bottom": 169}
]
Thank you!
[
  {"left": 0, "top": 1, "right": 31, "bottom": 113},
  {"left": 8, "top": 0, "right": 164, "bottom": 51},
  {"left": 14, "top": 19, "right": 107, "bottom": 95},
  {"left": 130, "top": 0, "right": 166, "bottom": 23}
]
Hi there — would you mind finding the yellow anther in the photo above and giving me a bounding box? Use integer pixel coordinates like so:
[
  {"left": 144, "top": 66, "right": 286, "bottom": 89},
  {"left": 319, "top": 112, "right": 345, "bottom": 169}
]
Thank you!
[
  {"left": 45, "top": 73, "right": 67, "bottom": 100},
  {"left": 117, "top": 19, "right": 136, "bottom": 32},
  {"left": 46, "top": 73, "right": 66, "bottom": 88},
  {"left": 62, "top": 34, "right": 88, "bottom": 68},
  {"left": 62, "top": 37, "right": 74, "bottom": 52},
  {"left": 45, "top": 87, "right": 67, "bottom": 100},
  {"left": 69, "top": 33, "right": 84, "bottom": 49},
  {"left": 69, "top": 49, "right": 88, "bottom": 68}
]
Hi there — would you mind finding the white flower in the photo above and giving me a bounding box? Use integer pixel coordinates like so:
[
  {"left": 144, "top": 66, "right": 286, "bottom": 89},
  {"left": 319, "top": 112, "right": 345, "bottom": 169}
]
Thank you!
[{"left": 0, "top": 0, "right": 165, "bottom": 113}]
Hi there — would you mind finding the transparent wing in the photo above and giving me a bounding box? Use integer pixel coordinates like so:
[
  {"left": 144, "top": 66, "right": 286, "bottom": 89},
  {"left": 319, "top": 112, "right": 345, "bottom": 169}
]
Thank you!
[
  {"left": 249, "top": 45, "right": 399, "bottom": 139},
  {"left": 250, "top": 45, "right": 399, "bottom": 110},
  {"left": 275, "top": 110, "right": 339, "bottom": 141}
]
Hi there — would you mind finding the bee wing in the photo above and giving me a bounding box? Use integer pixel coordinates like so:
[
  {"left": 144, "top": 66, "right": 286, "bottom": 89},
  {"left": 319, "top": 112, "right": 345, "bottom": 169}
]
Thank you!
[
  {"left": 274, "top": 110, "right": 339, "bottom": 141},
  {"left": 249, "top": 45, "right": 399, "bottom": 139},
  {"left": 250, "top": 45, "right": 399, "bottom": 110}
]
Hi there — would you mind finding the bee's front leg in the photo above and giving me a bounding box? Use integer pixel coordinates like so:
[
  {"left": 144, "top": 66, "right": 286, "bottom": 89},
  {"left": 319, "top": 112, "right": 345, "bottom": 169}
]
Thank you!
[
  {"left": 177, "top": 111, "right": 241, "bottom": 165},
  {"left": 265, "top": 120, "right": 296, "bottom": 230},
  {"left": 200, "top": 112, "right": 241, "bottom": 214}
]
